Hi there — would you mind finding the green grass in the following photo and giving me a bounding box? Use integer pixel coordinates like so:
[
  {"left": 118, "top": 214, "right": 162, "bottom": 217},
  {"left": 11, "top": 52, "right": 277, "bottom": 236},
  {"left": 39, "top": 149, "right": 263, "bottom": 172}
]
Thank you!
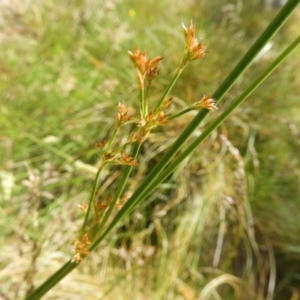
[{"left": 1, "top": 1, "right": 300, "bottom": 299}]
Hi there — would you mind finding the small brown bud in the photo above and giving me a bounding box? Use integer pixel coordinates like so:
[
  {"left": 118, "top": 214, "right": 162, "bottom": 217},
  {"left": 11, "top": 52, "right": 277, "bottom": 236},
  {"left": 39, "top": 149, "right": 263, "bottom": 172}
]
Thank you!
[
  {"left": 117, "top": 101, "right": 133, "bottom": 127},
  {"left": 130, "top": 133, "right": 138, "bottom": 143},
  {"left": 162, "top": 96, "right": 174, "bottom": 109},
  {"left": 96, "top": 141, "right": 106, "bottom": 149}
]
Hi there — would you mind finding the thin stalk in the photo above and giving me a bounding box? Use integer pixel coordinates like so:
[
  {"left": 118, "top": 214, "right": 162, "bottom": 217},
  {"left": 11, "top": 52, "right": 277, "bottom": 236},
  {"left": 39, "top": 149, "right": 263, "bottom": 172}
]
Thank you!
[
  {"left": 96, "top": 142, "right": 141, "bottom": 234},
  {"left": 100, "top": 0, "right": 300, "bottom": 226},
  {"left": 145, "top": 85, "right": 149, "bottom": 116},
  {"left": 80, "top": 161, "right": 105, "bottom": 237},
  {"left": 155, "top": 68, "right": 184, "bottom": 113},
  {"left": 25, "top": 3, "right": 299, "bottom": 298},
  {"left": 129, "top": 34, "right": 300, "bottom": 214},
  {"left": 135, "top": 0, "right": 300, "bottom": 208},
  {"left": 25, "top": 260, "right": 77, "bottom": 300},
  {"left": 91, "top": 34, "right": 300, "bottom": 251},
  {"left": 169, "top": 107, "right": 195, "bottom": 120},
  {"left": 106, "top": 127, "right": 118, "bottom": 152},
  {"left": 140, "top": 85, "right": 146, "bottom": 117}
]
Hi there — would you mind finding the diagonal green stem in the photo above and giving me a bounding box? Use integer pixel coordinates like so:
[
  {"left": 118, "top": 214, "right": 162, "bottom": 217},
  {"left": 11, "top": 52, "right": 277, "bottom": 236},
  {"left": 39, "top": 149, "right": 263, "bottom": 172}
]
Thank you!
[
  {"left": 24, "top": 260, "right": 77, "bottom": 300},
  {"left": 147, "top": 0, "right": 300, "bottom": 198},
  {"left": 106, "top": 127, "right": 118, "bottom": 152},
  {"left": 90, "top": 33, "right": 300, "bottom": 250},
  {"left": 122, "top": 34, "right": 300, "bottom": 216},
  {"left": 155, "top": 68, "right": 184, "bottom": 113},
  {"left": 140, "top": 85, "right": 146, "bottom": 117},
  {"left": 108, "top": 0, "right": 299, "bottom": 219},
  {"left": 96, "top": 142, "right": 141, "bottom": 234},
  {"left": 169, "top": 106, "right": 196, "bottom": 120},
  {"left": 80, "top": 161, "right": 105, "bottom": 237},
  {"left": 25, "top": 2, "right": 299, "bottom": 298}
]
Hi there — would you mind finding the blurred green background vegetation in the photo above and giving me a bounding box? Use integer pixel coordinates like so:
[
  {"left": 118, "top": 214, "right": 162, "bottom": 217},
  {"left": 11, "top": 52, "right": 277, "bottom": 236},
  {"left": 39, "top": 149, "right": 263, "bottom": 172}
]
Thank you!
[{"left": 0, "top": 0, "right": 300, "bottom": 299}]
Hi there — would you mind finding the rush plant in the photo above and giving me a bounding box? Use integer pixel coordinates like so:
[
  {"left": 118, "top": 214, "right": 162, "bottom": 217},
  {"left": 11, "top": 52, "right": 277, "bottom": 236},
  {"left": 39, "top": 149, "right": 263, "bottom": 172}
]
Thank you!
[{"left": 26, "top": 1, "right": 300, "bottom": 299}]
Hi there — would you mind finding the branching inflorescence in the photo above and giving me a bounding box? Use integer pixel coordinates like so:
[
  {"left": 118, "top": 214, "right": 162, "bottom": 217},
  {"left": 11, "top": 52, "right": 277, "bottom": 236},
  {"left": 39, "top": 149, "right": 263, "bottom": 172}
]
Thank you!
[
  {"left": 24, "top": 2, "right": 300, "bottom": 297},
  {"left": 72, "top": 21, "right": 217, "bottom": 263}
]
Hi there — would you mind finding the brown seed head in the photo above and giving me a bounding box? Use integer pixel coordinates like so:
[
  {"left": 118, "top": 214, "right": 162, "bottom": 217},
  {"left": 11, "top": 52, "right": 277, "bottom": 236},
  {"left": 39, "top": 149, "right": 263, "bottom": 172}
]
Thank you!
[
  {"left": 128, "top": 49, "right": 163, "bottom": 87},
  {"left": 162, "top": 96, "right": 174, "bottom": 109},
  {"left": 95, "top": 196, "right": 112, "bottom": 211},
  {"left": 104, "top": 151, "right": 115, "bottom": 161},
  {"left": 128, "top": 49, "right": 148, "bottom": 75},
  {"left": 117, "top": 101, "right": 133, "bottom": 127},
  {"left": 130, "top": 133, "right": 138, "bottom": 143},
  {"left": 196, "top": 95, "right": 218, "bottom": 111},
  {"left": 96, "top": 141, "right": 106, "bottom": 149},
  {"left": 182, "top": 21, "right": 207, "bottom": 62},
  {"left": 120, "top": 151, "right": 139, "bottom": 166},
  {"left": 157, "top": 111, "right": 169, "bottom": 125},
  {"left": 72, "top": 234, "right": 91, "bottom": 263}
]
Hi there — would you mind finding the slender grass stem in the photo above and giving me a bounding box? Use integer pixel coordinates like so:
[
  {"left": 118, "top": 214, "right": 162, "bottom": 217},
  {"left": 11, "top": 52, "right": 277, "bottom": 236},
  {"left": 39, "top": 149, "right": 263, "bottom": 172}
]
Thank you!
[
  {"left": 96, "top": 142, "right": 141, "bottom": 234},
  {"left": 25, "top": 2, "right": 299, "bottom": 298},
  {"left": 100, "top": 0, "right": 299, "bottom": 225},
  {"left": 169, "top": 107, "right": 195, "bottom": 120},
  {"left": 121, "top": 34, "right": 300, "bottom": 216},
  {"left": 145, "top": 86, "right": 149, "bottom": 116},
  {"left": 91, "top": 33, "right": 300, "bottom": 254},
  {"left": 106, "top": 127, "right": 118, "bottom": 152},
  {"left": 142, "top": 0, "right": 300, "bottom": 202},
  {"left": 140, "top": 85, "right": 146, "bottom": 117},
  {"left": 155, "top": 68, "right": 183, "bottom": 113},
  {"left": 80, "top": 161, "right": 105, "bottom": 237}
]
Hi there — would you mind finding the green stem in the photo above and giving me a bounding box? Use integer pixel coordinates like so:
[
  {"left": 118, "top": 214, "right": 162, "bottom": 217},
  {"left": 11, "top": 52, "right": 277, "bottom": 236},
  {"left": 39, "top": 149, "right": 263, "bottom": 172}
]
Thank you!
[
  {"left": 25, "top": 260, "right": 77, "bottom": 300},
  {"left": 140, "top": 85, "right": 146, "bottom": 117},
  {"left": 25, "top": 2, "right": 299, "bottom": 298},
  {"left": 211, "top": 0, "right": 299, "bottom": 105},
  {"left": 147, "top": 0, "right": 300, "bottom": 189},
  {"left": 106, "top": 127, "right": 118, "bottom": 152},
  {"left": 124, "top": 34, "right": 300, "bottom": 215},
  {"left": 145, "top": 86, "right": 149, "bottom": 116},
  {"left": 169, "top": 107, "right": 195, "bottom": 120},
  {"left": 91, "top": 33, "right": 300, "bottom": 250},
  {"left": 155, "top": 68, "right": 184, "bottom": 113},
  {"left": 80, "top": 161, "right": 105, "bottom": 238},
  {"left": 96, "top": 142, "right": 141, "bottom": 234}
]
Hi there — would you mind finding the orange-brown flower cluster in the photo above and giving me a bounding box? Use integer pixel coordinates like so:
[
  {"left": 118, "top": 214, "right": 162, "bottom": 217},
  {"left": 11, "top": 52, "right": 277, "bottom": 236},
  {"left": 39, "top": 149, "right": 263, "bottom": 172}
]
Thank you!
[
  {"left": 129, "top": 132, "right": 138, "bottom": 143},
  {"left": 137, "top": 110, "right": 169, "bottom": 143},
  {"left": 196, "top": 95, "right": 218, "bottom": 111},
  {"left": 95, "top": 196, "right": 112, "bottom": 211},
  {"left": 120, "top": 151, "right": 139, "bottom": 166},
  {"left": 104, "top": 151, "right": 115, "bottom": 161},
  {"left": 128, "top": 49, "right": 163, "bottom": 88},
  {"left": 139, "top": 110, "right": 169, "bottom": 132},
  {"left": 96, "top": 140, "right": 106, "bottom": 149},
  {"left": 182, "top": 21, "right": 207, "bottom": 64},
  {"left": 162, "top": 96, "right": 174, "bottom": 109},
  {"left": 72, "top": 234, "right": 91, "bottom": 263},
  {"left": 94, "top": 195, "right": 129, "bottom": 212},
  {"left": 101, "top": 149, "right": 138, "bottom": 166},
  {"left": 117, "top": 101, "right": 133, "bottom": 128},
  {"left": 156, "top": 111, "right": 169, "bottom": 125}
]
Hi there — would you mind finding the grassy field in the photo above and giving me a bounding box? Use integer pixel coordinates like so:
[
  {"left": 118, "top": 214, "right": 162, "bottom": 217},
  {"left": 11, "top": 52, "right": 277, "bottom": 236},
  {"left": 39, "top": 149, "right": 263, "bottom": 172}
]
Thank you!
[{"left": 1, "top": 1, "right": 300, "bottom": 299}]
